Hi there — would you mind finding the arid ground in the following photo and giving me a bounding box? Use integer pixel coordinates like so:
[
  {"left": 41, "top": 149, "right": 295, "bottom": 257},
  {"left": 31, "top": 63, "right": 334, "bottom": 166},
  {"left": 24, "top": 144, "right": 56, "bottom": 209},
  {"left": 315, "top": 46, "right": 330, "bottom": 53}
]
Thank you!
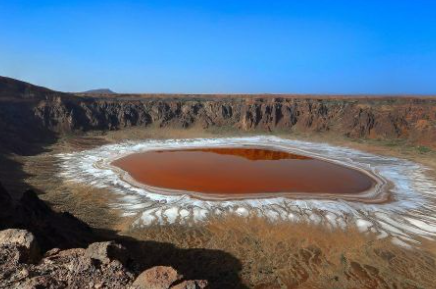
[
  {"left": 1, "top": 77, "right": 436, "bottom": 288},
  {"left": 2, "top": 128, "right": 433, "bottom": 289}
]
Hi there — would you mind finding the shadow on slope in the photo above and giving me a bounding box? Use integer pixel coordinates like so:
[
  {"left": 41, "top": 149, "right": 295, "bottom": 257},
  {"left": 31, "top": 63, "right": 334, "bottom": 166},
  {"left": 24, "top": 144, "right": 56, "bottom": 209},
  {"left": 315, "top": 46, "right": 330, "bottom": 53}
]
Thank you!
[{"left": 0, "top": 182, "right": 247, "bottom": 288}]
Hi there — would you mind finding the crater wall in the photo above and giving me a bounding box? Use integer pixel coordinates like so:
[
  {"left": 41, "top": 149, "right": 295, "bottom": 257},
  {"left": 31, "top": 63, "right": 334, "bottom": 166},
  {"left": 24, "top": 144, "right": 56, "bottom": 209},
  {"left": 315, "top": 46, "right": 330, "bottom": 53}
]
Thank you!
[{"left": 1, "top": 76, "right": 436, "bottom": 152}]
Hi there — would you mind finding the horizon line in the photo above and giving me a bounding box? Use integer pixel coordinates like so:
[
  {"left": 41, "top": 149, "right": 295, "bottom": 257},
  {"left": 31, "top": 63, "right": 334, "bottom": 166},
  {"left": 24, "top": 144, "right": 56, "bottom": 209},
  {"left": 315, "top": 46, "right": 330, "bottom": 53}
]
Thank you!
[{"left": 2, "top": 75, "right": 436, "bottom": 97}]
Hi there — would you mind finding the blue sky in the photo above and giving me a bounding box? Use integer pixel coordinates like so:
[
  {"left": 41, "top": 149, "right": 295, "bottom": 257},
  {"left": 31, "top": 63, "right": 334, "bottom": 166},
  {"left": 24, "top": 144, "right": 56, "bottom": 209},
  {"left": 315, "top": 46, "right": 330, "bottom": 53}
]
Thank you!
[{"left": 1, "top": 0, "right": 435, "bottom": 94}]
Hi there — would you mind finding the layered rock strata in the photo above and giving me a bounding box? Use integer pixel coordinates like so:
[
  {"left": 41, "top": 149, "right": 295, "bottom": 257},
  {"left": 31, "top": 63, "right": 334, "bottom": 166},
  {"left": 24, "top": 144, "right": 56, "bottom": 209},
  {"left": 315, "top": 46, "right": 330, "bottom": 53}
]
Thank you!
[{"left": 1, "top": 76, "right": 435, "bottom": 154}]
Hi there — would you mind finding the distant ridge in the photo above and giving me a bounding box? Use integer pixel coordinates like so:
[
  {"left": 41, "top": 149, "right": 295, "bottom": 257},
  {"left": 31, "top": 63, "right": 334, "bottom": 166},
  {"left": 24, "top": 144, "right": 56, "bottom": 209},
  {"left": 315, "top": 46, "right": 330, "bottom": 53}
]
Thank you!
[
  {"left": 82, "top": 88, "right": 116, "bottom": 94},
  {"left": 0, "top": 76, "right": 55, "bottom": 99}
]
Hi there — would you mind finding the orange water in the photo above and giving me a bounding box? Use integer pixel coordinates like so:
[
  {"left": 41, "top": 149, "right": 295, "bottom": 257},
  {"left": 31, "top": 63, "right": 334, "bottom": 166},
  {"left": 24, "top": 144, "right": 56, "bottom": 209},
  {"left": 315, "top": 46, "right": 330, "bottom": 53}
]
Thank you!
[{"left": 112, "top": 147, "right": 374, "bottom": 195}]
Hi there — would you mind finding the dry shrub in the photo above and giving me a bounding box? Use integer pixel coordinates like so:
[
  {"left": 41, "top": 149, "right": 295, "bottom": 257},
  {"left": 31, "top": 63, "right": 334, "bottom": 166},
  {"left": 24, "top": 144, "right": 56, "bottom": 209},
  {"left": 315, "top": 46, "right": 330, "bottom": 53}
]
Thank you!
[{"left": 128, "top": 214, "right": 436, "bottom": 288}]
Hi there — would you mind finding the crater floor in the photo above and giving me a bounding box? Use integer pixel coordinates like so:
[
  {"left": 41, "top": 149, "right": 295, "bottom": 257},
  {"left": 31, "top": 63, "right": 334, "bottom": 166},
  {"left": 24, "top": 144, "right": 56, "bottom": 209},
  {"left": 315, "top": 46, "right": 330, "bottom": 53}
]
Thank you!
[{"left": 57, "top": 136, "right": 436, "bottom": 249}]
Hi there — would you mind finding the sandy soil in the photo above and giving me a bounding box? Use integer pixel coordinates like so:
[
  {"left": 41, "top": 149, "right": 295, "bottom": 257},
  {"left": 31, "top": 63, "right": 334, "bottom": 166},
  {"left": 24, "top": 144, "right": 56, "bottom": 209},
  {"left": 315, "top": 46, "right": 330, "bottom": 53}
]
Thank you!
[{"left": 9, "top": 127, "right": 436, "bottom": 288}]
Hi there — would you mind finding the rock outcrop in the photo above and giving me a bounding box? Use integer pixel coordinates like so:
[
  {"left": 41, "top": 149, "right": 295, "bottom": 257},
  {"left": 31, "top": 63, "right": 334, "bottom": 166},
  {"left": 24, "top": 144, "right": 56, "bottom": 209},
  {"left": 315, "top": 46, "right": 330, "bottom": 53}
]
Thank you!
[
  {"left": 0, "top": 230, "right": 134, "bottom": 288},
  {"left": 0, "top": 184, "right": 208, "bottom": 288},
  {"left": 0, "top": 230, "right": 207, "bottom": 289},
  {"left": 1, "top": 76, "right": 436, "bottom": 154},
  {"left": 0, "top": 229, "right": 40, "bottom": 264}
]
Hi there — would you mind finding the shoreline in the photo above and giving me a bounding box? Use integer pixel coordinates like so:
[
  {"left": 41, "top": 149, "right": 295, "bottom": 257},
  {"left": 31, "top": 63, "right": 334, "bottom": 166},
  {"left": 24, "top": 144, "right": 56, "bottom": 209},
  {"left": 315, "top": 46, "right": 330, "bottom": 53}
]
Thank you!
[{"left": 108, "top": 142, "right": 388, "bottom": 204}]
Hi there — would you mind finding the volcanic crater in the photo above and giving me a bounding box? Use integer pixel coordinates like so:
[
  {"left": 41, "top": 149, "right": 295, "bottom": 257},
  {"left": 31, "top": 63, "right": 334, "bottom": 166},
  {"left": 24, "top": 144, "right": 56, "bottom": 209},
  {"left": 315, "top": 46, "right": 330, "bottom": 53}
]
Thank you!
[{"left": 2, "top": 76, "right": 436, "bottom": 288}]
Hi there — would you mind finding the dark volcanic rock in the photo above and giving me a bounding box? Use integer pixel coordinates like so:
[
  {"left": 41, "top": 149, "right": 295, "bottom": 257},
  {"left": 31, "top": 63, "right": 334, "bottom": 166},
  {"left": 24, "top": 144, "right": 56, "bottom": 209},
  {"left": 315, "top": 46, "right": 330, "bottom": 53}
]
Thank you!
[{"left": 1, "top": 76, "right": 436, "bottom": 151}]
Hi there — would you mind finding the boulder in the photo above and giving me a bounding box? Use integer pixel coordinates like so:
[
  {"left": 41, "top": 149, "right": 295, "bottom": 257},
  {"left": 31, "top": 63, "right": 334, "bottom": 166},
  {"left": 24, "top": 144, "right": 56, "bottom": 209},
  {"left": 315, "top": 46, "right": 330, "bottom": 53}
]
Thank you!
[
  {"left": 132, "top": 266, "right": 182, "bottom": 289},
  {"left": 0, "top": 229, "right": 40, "bottom": 263},
  {"left": 85, "top": 241, "right": 128, "bottom": 265}
]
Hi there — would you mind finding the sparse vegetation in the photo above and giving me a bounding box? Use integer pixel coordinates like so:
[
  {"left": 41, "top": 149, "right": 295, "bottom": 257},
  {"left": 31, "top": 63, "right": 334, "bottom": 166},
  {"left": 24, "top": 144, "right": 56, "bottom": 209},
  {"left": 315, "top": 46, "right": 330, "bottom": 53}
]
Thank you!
[
  {"left": 12, "top": 129, "right": 436, "bottom": 288},
  {"left": 417, "top": 145, "right": 432, "bottom": 154},
  {"left": 128, "top": 215, "right": 436, "bottom": 288}
]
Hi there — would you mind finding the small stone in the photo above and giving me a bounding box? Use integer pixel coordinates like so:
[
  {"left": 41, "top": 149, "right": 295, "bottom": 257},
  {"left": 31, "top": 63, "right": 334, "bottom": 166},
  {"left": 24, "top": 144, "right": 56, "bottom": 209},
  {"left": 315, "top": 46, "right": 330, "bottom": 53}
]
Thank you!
[
  {"left": 85, "top": 241, "right": 128, "bottom": 265},
  {"left": 133, "top": 266, "right": 182, "bottom": 289}
]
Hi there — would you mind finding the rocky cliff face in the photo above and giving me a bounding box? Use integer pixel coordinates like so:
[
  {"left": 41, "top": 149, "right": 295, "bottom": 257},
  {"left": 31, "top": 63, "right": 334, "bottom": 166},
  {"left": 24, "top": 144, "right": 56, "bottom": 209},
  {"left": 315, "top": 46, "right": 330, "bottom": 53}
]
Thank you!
[{"left": 1, "top": 76, "right": 436, "bottom": 152}]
